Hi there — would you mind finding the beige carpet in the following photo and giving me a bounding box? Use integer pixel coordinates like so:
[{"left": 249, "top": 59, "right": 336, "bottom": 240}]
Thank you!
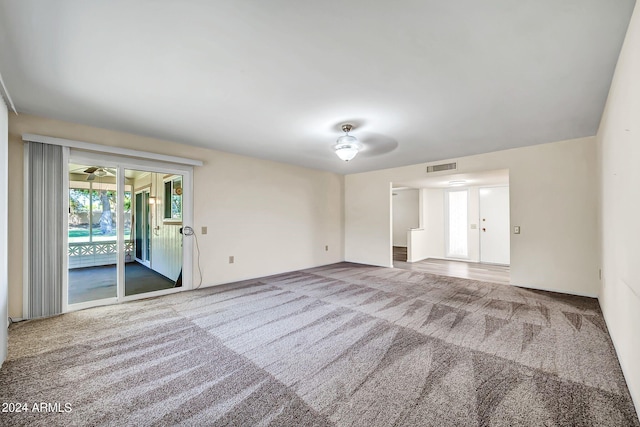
[{"left": 1, "top": 263, "right": 638, "bottom": 426}]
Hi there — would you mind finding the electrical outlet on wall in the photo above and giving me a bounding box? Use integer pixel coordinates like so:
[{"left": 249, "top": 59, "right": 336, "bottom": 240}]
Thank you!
[
  {"left": 201, "top": 226, "right": 208, "bottom": 235},
  {"left": 325, "top": 245, "right": 329, "bottom": 251},
  {"left": 229, "top": 256, "right": 234, "bottom": 264}
]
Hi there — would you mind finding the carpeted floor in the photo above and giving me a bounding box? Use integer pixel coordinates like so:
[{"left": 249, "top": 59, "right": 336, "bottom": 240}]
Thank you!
[{"left": 1, "top": 262, "right": 638, "bottom": 426}]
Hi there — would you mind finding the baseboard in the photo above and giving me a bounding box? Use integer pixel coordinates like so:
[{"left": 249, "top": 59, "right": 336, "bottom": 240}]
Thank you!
[
  {"left": 598, "top": 297, "right": 640, "bottom": 420},
  {"left": 8, "top": 317, "right": 24, "bottom": 327},
  {"left": 512, "top": 282, "right": 598, "bottom": 299}
]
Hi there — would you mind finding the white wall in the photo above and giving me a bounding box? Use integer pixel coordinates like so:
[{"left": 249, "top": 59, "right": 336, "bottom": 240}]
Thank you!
[
  {"left": 407, "top": 229, "right": 429, "bottom": 263},
  {"left": 392, "top": 189, "right": 419, "bottom": 246},
  {"left": 0, "top": 96, "right": 8, "bottom": 365},
  {"left": 149, "top": 172, "right": 182, "bottom": 281},
  {"left": 597, "top": 2, "right": 640, "bottom": 415},
  {"left": 346, "top": 137, "right": 599, "bottom": 297},
  {"left": 7, "top": 114, "right": 344, "bottom": 318},
  {"left": 422, "top": 189, "right": 445, "bottom": 259}
]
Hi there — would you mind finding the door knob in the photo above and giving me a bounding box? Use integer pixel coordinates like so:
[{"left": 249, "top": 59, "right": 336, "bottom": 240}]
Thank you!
[{"left": 482, "top": 228, "right": 486, "bottom": 232}]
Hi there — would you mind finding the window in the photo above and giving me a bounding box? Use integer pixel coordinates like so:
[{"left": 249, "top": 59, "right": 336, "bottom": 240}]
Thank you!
[
  {"left": 446, "top": 190, "right": 468, "bottom": 258},
  {"left": 68, "top": 182, "right": 131, "bottom": 242},
  {"left": 163, "top": 176, "right": 183, "bottom": 221}
]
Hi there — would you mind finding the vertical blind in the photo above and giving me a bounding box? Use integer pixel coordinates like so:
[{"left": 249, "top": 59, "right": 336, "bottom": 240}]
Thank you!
[{"left": 26, "top": 141, "right": 64, "bottom": 318}]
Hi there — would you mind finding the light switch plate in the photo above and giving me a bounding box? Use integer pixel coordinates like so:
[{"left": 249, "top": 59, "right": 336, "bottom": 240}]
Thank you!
[{"left": 201, "top": 226, "right": 208, "bottom": 235}]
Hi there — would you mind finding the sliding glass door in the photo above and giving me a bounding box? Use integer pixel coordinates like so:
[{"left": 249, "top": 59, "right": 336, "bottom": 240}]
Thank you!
[
  {"left": 67, "top": 162, "right": 121, "bottom": 306},
  {"left": 65, "top": 152, "right": 192, "bottom": 311}
]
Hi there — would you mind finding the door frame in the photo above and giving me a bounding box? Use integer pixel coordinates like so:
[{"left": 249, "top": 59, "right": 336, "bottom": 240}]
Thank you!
[
  {"left": 64, "top": 150, "right": 194, "bottom": 312},
  {"left": 134, "top": 187, "right": 152, "bottom": 267}
]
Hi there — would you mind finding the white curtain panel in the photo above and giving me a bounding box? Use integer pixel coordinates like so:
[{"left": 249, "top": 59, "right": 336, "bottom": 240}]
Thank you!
[{"left": 26, "top": 141, "right": 64, "bottom": 318}]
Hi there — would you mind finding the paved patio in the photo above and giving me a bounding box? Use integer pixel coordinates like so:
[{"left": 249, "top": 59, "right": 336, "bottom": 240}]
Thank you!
[{"left": 68, "top": 262, "right": 176, "bottom": 304}]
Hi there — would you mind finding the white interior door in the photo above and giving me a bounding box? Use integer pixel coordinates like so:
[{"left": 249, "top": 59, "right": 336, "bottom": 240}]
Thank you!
[{"left": 479, "top": 186, "right": 510, "bottom": 265}]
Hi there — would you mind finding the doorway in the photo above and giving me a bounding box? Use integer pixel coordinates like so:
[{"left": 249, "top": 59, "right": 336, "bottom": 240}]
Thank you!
[
  {"left": 65, "top": 153, "right": 192, "bottom": 311},
  {"left": 392, "top": 188, "right": 419, "bottom": 262},
  {"left": 391, "top": 169, "right": 511, "bottom": 283},
  {"left": 67, "top": 162, "right": 121, "bottom": 305},
  {"left": 125, "top": 168, "right": 184, "bottom": 297}
]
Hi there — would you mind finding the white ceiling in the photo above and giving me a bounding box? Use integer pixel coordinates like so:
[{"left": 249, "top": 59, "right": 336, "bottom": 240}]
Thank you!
[{"left": 0, "top": 1, "right": 635, "bottom": 174}]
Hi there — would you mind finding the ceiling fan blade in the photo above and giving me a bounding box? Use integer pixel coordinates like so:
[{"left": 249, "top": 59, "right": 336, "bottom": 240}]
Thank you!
[
  {"left": 86, "top": 173, "right": 96, "bottom": 181},
  {"left": 84, "top": 167, "right": 98, "bottom": 174},
  {"left": 357, "top": 132, "right": 399, "bottom": 157},
  {"left": 105, "top": 168, "right": 117, "bottom": 176}
]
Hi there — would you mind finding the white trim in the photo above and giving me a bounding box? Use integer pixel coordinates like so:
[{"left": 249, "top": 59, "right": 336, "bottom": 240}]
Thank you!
[
  {"left": 71, "top": 151, "right": 193, "bottom": 176},
  {"left": 133, "top": 188, "right": 152, "bottom": 267},
  {"left": 119, "top": 285, "right": 185, "bottom": 303},
  {"left": 515, "top": 282, "right": 597, "bottom": 299},
  {"left": 388, "top": 182, "right": 394, "bottom": 268},
  {"left": 22, "top": 133, "right": 203, "bottom": 167},
  {"left": 66, "top": 297, "right": 119, "bottom": 312},
  {"left": 117, "top": 165, "right": 125, "bottom": 301},
  {"left": 0, "top": 71, "right": 17, "bottom": 114},
  {"left": 182, "top": 170, "right": 194, "bottom": 292}
]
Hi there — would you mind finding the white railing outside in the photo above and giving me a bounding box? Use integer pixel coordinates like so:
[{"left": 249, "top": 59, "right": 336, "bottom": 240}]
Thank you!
[{"left": 68, "top": 240, "right": 134, "bottom": 269}]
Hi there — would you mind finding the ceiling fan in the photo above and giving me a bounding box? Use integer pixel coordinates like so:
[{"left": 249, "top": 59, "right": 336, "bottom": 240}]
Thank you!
[
  {"left": 71, "top": 166, "right": 116, "bottom": 181},
  {"left": 331, "top": 122, "right": 399, "bottom": 162}
]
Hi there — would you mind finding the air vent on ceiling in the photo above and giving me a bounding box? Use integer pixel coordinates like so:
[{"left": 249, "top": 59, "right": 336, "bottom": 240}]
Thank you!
[{"left": 426, "top": 162, "right": 457, "bottom": 173}]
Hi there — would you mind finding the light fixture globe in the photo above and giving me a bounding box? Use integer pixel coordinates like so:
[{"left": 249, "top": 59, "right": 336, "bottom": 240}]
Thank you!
[
  {"left": 334, "top": 124, "right": 362, "bottom": 162},
  {"left": 334, "top": 144, "right": 360, "bottom": 162}
]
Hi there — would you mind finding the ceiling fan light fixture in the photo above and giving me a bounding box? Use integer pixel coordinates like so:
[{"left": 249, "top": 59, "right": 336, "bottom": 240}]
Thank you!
[
  {"left": 335, "top": 144, "right": 360, "bottom": 162},
  {"left": 94, "top": 168, "right": 108, "bottom": 177},
  {"left": 334, "top": 124, "right": 362, "bottom": 162}
]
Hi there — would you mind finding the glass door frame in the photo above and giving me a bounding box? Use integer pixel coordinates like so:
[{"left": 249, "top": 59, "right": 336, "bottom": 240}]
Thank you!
[
  {"left": 63, "top": 150, "right": 194, "bottom": 313},
  {"left": 134, "top": 187, "right": 152, "bottom": 268}
]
